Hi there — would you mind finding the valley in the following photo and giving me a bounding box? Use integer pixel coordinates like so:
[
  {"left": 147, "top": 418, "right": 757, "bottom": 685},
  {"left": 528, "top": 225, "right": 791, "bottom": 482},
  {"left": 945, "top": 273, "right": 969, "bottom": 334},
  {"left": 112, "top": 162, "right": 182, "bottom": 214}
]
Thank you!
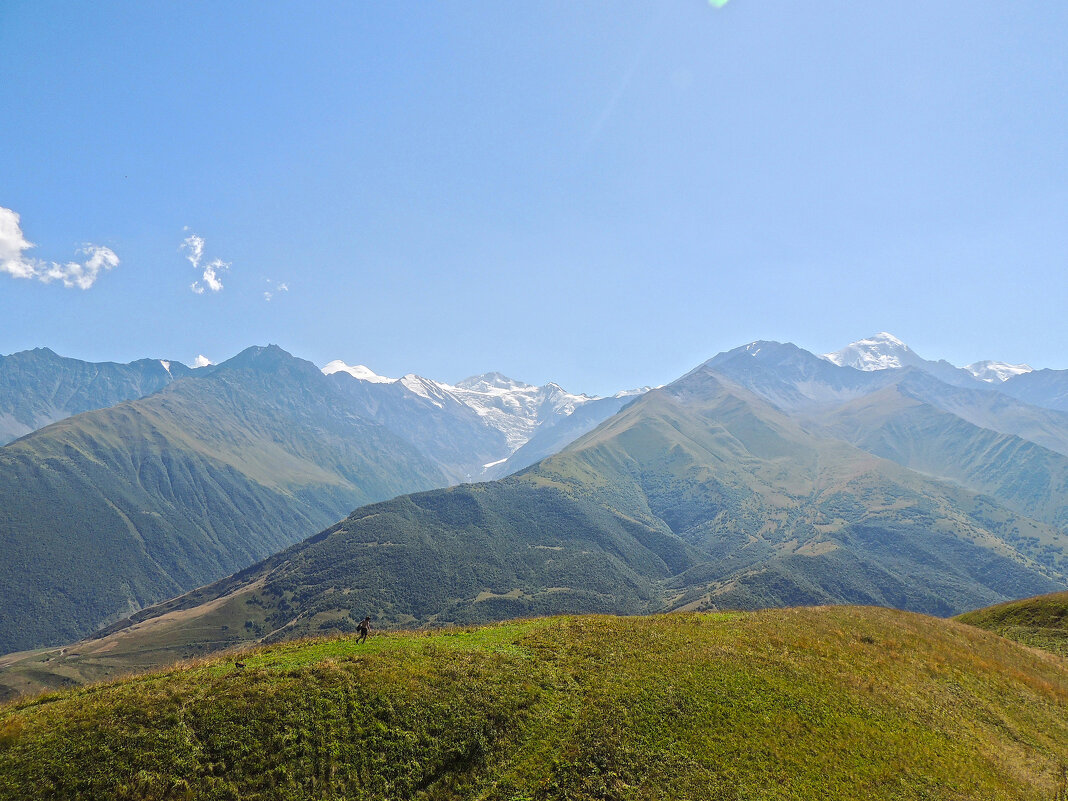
[{"left": 3, "top": 334, "right": 1068, "bottom": 701}]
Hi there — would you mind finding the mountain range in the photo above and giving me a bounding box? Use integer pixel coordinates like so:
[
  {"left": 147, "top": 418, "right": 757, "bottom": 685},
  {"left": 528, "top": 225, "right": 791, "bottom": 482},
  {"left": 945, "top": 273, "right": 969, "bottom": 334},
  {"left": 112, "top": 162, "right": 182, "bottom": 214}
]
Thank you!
[
  {"left": 0, "top": 347, "right": 191, "bottom": 445},
  {"left": 0, "top": 346, "right": 640, "bottom": 653},
  {"left": 4, "top": 333, "right": 1067, "bottom": 695},
  {"left": 323, "top": 360, "right": 648, "bottom": 481}
]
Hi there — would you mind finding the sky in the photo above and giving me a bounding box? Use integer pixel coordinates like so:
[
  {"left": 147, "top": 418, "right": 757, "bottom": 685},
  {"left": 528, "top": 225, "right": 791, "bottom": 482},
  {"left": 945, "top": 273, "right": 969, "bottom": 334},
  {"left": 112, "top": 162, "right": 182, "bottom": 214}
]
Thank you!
[{"left": 1, "top": 1, "right": 1065, "bottom": 396}]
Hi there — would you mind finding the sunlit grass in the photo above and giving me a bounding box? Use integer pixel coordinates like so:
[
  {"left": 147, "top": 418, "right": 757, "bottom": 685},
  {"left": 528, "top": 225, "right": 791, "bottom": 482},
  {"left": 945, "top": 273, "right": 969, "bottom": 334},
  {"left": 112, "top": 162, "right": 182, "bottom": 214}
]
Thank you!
[{"left": 2, "top": 608, "right": 1067, "bottom": 800}]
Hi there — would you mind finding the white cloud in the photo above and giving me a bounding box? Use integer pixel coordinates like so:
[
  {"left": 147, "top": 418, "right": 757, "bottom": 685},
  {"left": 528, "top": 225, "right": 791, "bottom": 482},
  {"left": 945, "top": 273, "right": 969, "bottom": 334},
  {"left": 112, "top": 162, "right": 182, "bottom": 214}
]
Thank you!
[
  {"left": 182, "top": 232, "right": 228, "bottom": 294},
  {"left": 264, "top": 278, "right": 289, "bottom": 302},
  {"left": 0, "top": 206, "right": 118, "bottom": 290},
  {"left": 0, "top": 208, "right": 35, "bottom": 279},
  {"left": 193, "top": 354, "right": 213, "bottom": 368}
]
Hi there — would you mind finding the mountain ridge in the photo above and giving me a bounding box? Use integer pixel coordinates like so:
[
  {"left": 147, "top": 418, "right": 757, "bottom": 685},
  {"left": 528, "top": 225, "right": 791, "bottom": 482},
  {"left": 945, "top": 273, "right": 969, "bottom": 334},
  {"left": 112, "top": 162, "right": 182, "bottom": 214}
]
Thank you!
[
  {"left": 4, "top": 334, "right": 1068, "bottom": 674},
  {"left": 0, "top": 345, "right": 451, "bottom": 653},
  {"left": 20, "top": 349, "right": 1064, "bottom": 688},
  {"left": 0, "top": 347, "right": 193, "bottom": 444}
]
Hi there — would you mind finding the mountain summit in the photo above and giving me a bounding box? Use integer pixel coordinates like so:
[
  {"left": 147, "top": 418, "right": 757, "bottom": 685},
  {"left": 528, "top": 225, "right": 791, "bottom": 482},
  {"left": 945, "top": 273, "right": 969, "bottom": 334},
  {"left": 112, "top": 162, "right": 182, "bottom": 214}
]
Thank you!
[
  {"left": 823, "top": 332, "right": 922, "bottom": 371},
  {"left": 965, "top": 360, "right": 1034, "bottom": 383},
  {"left": 321, "top": 360, "right": 395, "bottom": 383},
  {"left": 822, "top": 333, "right": 986, "bottom": 388},
  {"left": 825, "top": 333, "right": 1036, "bottom": 385},
  {"left": 323, "top": 359, "right": 604, "bottom": 460},
  {"left": 454, "top": 372, "right": 534, "bottom": 393}
]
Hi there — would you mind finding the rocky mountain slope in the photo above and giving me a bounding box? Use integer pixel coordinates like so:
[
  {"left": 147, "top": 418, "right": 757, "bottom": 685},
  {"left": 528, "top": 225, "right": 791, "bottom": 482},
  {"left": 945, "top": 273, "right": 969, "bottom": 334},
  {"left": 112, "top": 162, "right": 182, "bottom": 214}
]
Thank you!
[
  {"left": 323, "top": 359, "right": 638, "bottom": 480},
  {"left": 0, "top": 347, "right": 191, "bottom": 444},
  {"left": 0, "top": 346, "right": 449, "bottom": 653}
]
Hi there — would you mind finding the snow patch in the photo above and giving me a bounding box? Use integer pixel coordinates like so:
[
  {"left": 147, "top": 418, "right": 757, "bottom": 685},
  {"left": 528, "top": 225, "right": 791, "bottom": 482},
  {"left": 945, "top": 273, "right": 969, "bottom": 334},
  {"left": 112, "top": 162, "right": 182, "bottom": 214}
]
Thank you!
[
  {"left": 823, "top": 332, "right": 917, "bottom": 371},
  {"left": 455, "top": 372, "right": 534, "bottom": 393},
  {"left": 322, "top": 360, "right": 396, "bottom": 383},
  {"left": 400, "top": 374, "right": 447, "bottom": 408},
  {"left": 326, "top": 364, "right": 617, "bottom": 455},
  {"left": 438, "top": 373, "right": 597, "bottom": 451},
  {"left": 965, "top": 360, "right": 1033, "bottom": 383}
]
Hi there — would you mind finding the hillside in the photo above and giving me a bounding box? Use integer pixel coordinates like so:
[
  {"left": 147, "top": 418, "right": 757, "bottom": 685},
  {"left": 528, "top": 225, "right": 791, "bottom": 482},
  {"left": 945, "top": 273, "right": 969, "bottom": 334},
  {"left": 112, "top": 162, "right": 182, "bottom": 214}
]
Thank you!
[
  {"left": 957, "top": 591, "right": 1068, "bottom": 657},
  {"left": 0, "top": 345, "right": 646, "bottom": 653},
  {"left": 11, "top": 361, "right": 1065, "bottom": 695},
  {"left": 816, "top": 379, "right": 1068, "bottom": 537},
  {"left": 0, "top": 347, "right": 190, "bottom": 444},
  {"left": 1, "top": 609, "right": 1067, "bottom": 800},
  {"left": 5, "top": 336, "right": 1068, "bottom": 687},
  {"left": 0, "top": 346, "right": 449, "bottom": 654}
]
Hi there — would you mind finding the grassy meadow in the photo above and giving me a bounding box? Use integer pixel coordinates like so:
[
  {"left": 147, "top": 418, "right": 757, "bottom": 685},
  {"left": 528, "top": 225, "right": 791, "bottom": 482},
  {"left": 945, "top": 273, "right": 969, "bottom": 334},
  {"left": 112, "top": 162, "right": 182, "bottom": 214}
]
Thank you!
[
  {"left": 957, "top": 591, "right": 1068, "bottom": 658},
  {"left": 1, "top": 608, "right": 1067, "bottom": 800}
]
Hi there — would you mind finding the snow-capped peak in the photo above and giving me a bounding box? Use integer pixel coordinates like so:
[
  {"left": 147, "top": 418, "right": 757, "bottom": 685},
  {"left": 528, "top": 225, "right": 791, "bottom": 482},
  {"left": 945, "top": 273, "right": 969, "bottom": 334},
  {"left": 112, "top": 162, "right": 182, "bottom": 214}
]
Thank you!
[
  {"left": 614, "top": 386, "right": 654, "bottom": 398},
  {"left": 399, "top": 373, "right": 457, "bottom": 409},
  {"left": 823, "top": 333, "right": 920, "bottom": 371},
  {"left": 436, "top": 376, "right": 595, "bottom": 451},
  {"left": 322, "top": 360, "right": 615, "bottom": 454},
  {"left": 454, "top": 372, "right": 534, "bottom": 393},
  {"left": 965, "top": 360, "right": 1033, "bottom": 383},
  {"left": 322, "top": 360, "right": 396, "bottom": 384}
]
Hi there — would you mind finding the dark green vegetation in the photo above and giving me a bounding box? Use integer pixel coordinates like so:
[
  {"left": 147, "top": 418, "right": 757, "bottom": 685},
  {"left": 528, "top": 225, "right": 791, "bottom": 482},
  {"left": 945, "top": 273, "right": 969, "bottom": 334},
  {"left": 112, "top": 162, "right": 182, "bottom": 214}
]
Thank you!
[
  {"left": 0, "top": 346, "right": 449, "bottom": 654},
  {"left": 13, "top": 357, "right": 1067, "bottom": 697},
  {"left": 0, "top": 347, "right": 190, "bottom": 444},
  {"left": 0, "top": 346, "right": 634, "bottom": 657},
  {"left": 958, "top": 591, "right": 1068, "bottom": 657},
  {"left": 2, "top": 609, "right": 1067, "bottom": 800}
]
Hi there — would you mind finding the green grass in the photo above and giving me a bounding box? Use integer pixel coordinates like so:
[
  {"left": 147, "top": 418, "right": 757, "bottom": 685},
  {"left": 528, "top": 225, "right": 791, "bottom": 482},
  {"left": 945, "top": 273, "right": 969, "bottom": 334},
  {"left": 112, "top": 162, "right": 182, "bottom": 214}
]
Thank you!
[
  {"left": 204, "top": 619, "right": 551, "bottom": 675},
  {"left": 957, "top": 591, "right": 1068, "bottom": 658},
  {"left": 2, "top": 608, "right": 1067, "bottom": 800}
]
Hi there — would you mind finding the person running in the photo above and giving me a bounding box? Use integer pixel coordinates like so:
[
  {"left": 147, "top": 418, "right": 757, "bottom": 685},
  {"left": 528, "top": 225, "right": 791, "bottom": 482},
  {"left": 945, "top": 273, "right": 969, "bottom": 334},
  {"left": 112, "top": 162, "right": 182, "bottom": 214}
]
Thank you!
[{"left": 356, "top": 616, "right": 371, "bottom": 644}]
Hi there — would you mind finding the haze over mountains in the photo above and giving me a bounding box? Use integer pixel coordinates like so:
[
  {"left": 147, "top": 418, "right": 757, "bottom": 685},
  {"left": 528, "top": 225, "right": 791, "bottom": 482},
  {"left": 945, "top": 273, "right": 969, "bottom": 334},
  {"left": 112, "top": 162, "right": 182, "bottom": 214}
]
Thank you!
[
  {"left": 3, "top": 333, "right": 1067, "bottom": 692},
  {"left": 0, "top": 348, "right": 192, "bottom": 445},
  {"left": 323, "top": 359, "right": 648, "bottom": 481},
  {"left": 0, "top": 346, "right": 641, "bottom": 652}
]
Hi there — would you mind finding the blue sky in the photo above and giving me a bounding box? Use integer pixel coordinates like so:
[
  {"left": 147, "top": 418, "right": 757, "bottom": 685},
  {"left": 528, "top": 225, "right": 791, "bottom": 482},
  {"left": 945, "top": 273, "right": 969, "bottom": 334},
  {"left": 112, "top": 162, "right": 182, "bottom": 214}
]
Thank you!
[{"left": 1, "top": 1, "right": 1065, "bottom": 395}]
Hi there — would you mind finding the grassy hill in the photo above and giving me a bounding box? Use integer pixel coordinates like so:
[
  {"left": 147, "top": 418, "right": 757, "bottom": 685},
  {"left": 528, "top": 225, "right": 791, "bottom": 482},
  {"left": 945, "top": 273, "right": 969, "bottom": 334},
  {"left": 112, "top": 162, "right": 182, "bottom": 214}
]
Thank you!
[
  {"left": 1, "top": 608, "right": 1067, "bottom": 800},
  {"left": 957, "top": 591, "right": 1068, "bottom": 657}
]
